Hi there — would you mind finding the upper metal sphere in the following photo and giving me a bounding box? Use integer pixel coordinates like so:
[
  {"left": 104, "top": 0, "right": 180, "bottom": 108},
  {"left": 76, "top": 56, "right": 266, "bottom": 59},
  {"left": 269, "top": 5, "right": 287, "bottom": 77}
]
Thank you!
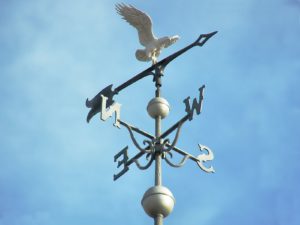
[
  {"left": 147, "top": 97, "right": 170, "bottom": 119},
  {"left": 141, "top": 185, "right": 175, "bottom": 218}
]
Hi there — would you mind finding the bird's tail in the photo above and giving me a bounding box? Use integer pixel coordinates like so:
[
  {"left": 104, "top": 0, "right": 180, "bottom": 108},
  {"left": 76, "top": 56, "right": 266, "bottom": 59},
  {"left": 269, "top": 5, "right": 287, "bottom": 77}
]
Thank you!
[{"left": 135, "top": 49, "right": 151, "bottom": 62}]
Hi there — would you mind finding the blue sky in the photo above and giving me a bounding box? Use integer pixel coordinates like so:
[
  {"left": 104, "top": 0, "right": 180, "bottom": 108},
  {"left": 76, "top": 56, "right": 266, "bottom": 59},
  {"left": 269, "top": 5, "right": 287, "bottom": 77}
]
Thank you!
[{"left": 0, "top": 0, "right": 300, "bottom": 225}]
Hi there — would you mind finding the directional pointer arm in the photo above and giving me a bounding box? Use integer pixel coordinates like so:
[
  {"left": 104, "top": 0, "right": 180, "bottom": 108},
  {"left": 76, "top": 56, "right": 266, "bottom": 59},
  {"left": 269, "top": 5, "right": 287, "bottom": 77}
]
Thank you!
[{"left": 114, "top": 31, "right": 218, "bottom": 94}]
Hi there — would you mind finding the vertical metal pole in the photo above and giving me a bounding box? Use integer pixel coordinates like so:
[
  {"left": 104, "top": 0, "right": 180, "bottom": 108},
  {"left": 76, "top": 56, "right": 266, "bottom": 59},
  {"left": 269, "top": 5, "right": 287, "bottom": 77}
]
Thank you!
[
  {"left": 154, "top": 73, "right": 163, "bottom": 225},
  {"left": 154, "top": 214, "right": 163, "bottom": 225},
  {"left": 155, "top": 115, "right": 162, "bottom": 186},
  {"left": 155, "top": 74, "right": 162, "bottom": 186}
]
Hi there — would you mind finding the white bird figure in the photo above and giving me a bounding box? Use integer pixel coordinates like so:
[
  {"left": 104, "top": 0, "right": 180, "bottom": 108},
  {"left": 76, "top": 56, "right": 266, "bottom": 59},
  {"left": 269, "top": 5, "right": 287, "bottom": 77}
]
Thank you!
[{"left": 116, "top": 3, "right": 180, "bottom": 64}]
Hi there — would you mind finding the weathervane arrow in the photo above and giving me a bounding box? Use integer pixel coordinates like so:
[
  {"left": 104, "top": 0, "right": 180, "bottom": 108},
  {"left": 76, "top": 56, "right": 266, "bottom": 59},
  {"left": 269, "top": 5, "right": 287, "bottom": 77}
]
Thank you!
[{"left": 86, "top": 31, "right": 217, "bottom": 123}]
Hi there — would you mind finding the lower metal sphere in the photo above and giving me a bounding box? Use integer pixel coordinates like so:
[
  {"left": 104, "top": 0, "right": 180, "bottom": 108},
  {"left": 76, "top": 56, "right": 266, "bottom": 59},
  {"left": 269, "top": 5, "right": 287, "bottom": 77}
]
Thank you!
[
  {"left": 141, "top": 186, "right": 175, "bottom": 218},
  {"left": 147, "top": 97, "right": 170, "bottom": 119}
]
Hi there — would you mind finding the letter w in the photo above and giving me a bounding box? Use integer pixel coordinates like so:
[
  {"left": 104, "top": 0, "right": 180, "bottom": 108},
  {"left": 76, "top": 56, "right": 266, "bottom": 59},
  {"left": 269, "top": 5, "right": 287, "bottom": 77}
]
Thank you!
[{"left": 183, "top": 85, "right": 205, "bottom": 121}]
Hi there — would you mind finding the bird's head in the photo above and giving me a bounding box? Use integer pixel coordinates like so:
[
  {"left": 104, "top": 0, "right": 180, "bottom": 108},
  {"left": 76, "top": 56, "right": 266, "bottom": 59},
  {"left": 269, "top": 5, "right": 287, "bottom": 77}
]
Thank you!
[
  {"left": 159, "top": 35, "right": 180, "bottom": 48},
  {"left": 159, "top": 36, "right": 170, "bottom": 46}
]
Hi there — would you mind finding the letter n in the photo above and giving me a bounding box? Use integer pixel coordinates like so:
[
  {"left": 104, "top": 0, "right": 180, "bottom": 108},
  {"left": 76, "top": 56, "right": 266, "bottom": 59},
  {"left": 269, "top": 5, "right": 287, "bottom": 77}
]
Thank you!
[{"left": 101, "top": 94, "right": 121, "bottom": 128}]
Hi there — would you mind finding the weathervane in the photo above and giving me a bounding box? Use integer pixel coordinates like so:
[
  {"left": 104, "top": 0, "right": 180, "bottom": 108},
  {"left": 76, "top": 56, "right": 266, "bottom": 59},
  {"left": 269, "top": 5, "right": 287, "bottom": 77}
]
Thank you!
[{"left": 86, "top": 3, "right": 217, "bottom": 225}]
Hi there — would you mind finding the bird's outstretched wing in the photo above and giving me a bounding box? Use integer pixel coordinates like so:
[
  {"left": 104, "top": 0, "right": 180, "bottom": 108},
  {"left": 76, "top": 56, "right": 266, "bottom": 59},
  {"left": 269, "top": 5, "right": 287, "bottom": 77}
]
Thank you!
[{"left": 116, "top": 3, "right": 155, "bottom": 46}]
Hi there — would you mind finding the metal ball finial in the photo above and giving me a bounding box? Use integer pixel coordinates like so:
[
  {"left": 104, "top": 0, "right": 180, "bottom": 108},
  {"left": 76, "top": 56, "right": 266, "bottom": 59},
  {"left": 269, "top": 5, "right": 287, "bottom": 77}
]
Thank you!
[
  {"left": 147, "top": 97, "right": 170, "bottom": 119},
  {"left": 141, "top": 186, "right": 175, "bottom": 218}
]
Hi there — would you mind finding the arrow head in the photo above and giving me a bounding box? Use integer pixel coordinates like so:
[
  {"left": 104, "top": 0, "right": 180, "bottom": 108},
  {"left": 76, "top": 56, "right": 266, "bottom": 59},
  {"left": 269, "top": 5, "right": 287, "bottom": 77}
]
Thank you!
[{"left": 194, "top": 31, "right": 218, "bottom": 46}]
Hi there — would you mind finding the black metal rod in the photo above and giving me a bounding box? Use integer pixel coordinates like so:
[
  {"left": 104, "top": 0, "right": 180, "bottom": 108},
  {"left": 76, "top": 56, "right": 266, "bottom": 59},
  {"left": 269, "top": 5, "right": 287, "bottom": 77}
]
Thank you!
[
  {"left": 158, "top": 31, "right": 218, "bottom": 72},
  {"left": 114, "top": 70, "right": 153, "bottom": 94},
  {"left": 113, "top": 31, "right": 217, "bottom": 95},
  {"left": 118, "top": 120, "right": 154, "bottom": 139},
  {"left": 125, "top": 151, "right": 145, "bottom": 167},
  {"left": 160, "top": 114, "right": 189, "bottom": 139},
  {"left": 165, "top": 144, "right": 199, "bottom": 163}
]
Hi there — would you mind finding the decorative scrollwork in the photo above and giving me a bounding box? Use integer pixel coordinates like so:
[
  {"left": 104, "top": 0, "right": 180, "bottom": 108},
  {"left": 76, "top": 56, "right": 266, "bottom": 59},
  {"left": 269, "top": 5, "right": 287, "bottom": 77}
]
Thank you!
[
  {"left": 121, "top": 121, "right": 152, "bottom": 154},
  {"left": 164, "top": 151, "right": 190, "bottom": 168},
  {"left": 161, "top": 121, "right": 183, "bottom": 153},
  {"left": 134, "top": 154, "right": 155, "bottom": 170}
]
